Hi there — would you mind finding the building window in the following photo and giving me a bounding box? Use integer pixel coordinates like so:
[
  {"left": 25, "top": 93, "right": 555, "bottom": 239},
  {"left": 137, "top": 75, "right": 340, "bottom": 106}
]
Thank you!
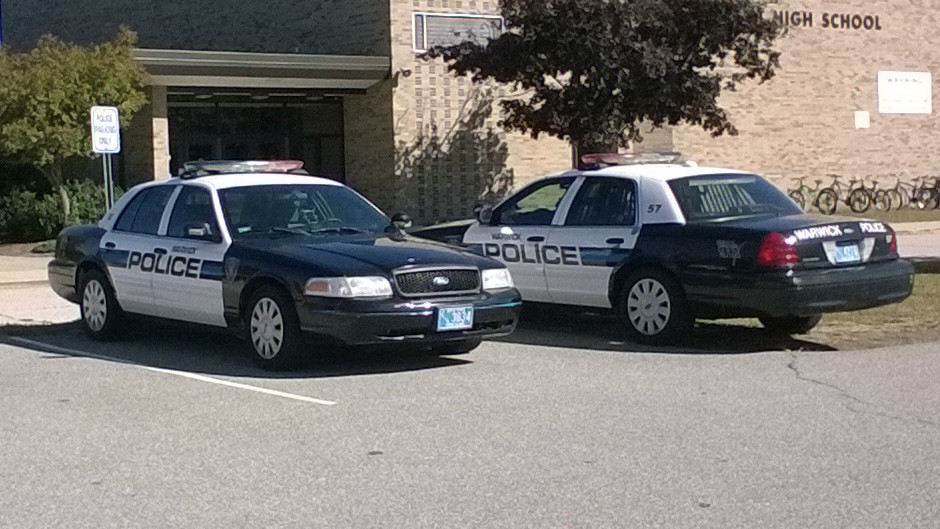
[{"left": 413, "top": 13, "right": 504, "bottom": 52}]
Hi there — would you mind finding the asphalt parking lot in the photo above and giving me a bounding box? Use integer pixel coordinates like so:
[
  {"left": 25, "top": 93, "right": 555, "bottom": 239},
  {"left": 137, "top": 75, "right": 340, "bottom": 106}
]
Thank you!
[{"left": 2, "top": 284, "right": 939, "bottom": 528}]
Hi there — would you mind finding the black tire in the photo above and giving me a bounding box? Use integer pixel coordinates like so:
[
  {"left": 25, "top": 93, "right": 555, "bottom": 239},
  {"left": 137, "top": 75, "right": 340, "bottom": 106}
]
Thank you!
[
  {"left": 245, "top": 284, "right": 303, "bottom": 370},
  {"left": 616, "top": 268, "right": 692, "bottom": 345},
  {"left": 432, "top": 338, "right": 483, "bottom": 355},
  {"left": 872, "top": 190, "right": 892, "bottom": 212},
  {"left": 848, "top": 188, "right": 871, "bottom": 213},
  {"left": 759, "top": 315, "right": 822, "bottom": 335},
  {"left": 78, "top": 268, "right": 125, "bottom": 340},
  {"left": 916, "top": 188, "right": 938, "bottom": 210},
  {"left": 814, "top": 189, "right": 838, "bottom": 215},
  {"left": 788, "top": 190, "right": 806, "bottom": 211}
]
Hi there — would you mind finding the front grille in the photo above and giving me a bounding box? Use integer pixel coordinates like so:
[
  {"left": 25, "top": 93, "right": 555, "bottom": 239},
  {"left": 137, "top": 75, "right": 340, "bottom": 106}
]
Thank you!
[{"left": 394, "top": 268, "right": 481, "bottom": 297}]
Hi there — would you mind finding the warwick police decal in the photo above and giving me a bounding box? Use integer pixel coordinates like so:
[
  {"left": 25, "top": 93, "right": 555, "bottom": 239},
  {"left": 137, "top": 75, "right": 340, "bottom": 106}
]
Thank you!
[{"left": 792, "top": 225, "right": 842, "bottom": 241}]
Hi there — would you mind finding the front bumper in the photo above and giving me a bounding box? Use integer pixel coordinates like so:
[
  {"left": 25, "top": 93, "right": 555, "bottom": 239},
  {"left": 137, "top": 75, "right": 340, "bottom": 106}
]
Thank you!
[
  {"left": 688, "top": 259, "right": 915, "bottom": 318},
  {"left": 296, "top": 289, "right": 522, "bottom": 345}
]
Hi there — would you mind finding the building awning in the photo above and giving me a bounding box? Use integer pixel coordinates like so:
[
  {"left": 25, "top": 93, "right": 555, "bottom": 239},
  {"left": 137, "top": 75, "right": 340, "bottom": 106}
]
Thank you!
[{"left": 133, "top": 48, "right": 390, "bottom": 90}]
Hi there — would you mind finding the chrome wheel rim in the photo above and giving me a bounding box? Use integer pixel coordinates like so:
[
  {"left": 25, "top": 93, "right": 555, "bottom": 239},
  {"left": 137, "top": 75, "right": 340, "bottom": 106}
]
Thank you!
[
  {"left": 250, "top": 297, "right": 284, "bottom": 359},
  {"left": 82, "top": 279, "right": 107, "bottom": 332},
  {"left": 627, "top": 278, "right": 671, "bottom": 336}
]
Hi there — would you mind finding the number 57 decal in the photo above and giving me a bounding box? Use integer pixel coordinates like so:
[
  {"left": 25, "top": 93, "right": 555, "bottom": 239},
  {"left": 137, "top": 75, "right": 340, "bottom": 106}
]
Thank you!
[{"left": 647, "top": 204, "right": 663, "bottom": 213}]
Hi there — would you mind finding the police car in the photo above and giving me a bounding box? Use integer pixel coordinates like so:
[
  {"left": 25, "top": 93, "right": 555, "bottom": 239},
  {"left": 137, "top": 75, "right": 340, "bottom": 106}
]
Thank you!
[
  {"left": 413, "top": 153, "right": 914, "bottom": 344},
  {"left": 48, "top": 161, "right": 521, "bottom": 369}
]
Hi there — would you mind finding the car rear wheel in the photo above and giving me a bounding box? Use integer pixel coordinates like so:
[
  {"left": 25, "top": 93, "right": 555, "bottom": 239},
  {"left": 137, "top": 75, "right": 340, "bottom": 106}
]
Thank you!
[
  {"left": 246, "top": 285, "right": 303, "bottom": 370},
  {"left": 432, "top": 338, "right": 482, "bottom": 356},
  {"left": 617, "top": 268, "right": 692, "bottom": 345},
  {"left": 79, "top": 269, "right": 125, "bottom": 340},
  {"left": 759, "top": 315, "right": 822, "bottom": 335}
]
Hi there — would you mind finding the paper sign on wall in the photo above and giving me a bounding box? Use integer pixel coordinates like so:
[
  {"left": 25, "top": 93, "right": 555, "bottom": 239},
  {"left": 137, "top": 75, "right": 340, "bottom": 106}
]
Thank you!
[{"left": 878, "top": 71, "right": 932, "bottom": 114}]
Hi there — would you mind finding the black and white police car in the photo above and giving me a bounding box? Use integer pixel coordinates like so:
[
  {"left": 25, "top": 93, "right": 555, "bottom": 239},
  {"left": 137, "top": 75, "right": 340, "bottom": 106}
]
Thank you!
[
  {"left": 49, "top": 161, "right": 521, "bottom": 369},
  {"left": 413, "top": 153, "right": 914, "bottom": 344}
]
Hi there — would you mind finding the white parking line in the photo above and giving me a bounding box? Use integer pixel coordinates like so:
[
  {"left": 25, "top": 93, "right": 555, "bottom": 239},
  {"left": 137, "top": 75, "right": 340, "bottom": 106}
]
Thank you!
[{"left": 6, "top": 337, "right": 337, "bottom": 406}]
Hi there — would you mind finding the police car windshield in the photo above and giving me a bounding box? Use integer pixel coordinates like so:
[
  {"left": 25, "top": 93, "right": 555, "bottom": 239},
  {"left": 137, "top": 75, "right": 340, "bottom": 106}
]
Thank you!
[
  {"left": 219, "top": 184, "right": 389, "bottom": 239},
  {"left": 668, "top": 174, "right": 802, "bottom": 221}
]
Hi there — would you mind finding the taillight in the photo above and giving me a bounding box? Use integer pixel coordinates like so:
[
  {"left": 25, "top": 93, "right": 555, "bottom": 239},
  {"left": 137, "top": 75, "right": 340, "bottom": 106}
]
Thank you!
[
  {"left": 888, "top": 232, "right": 898, "bottom": 254},
  {"left": 756, "top": 232, "right": 801, "bottom": 267}
]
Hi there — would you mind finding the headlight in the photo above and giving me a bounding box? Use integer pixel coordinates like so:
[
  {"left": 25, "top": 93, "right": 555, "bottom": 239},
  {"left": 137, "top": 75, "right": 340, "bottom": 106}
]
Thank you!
[
  {"left": 304, "top": 276, "right": 393, "bottom": 298},
  {"left": 481, "top": 268, "right": 514, "bottom": 291}
]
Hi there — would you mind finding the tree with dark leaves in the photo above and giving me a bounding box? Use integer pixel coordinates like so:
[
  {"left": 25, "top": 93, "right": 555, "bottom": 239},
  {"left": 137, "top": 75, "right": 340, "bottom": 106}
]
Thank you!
[{"left": 425, "top": 0, "right": 781, "bottom": 161}]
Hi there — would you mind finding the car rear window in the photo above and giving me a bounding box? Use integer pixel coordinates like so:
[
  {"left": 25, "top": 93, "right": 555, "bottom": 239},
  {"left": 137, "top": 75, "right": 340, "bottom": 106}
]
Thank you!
[{"left": 668, "top": 174, "right": 802, "bottom": 221}]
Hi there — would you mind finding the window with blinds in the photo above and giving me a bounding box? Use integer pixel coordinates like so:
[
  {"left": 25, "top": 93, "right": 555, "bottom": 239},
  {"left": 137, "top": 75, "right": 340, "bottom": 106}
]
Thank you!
[{"left": 413, "top": 13, "right": 504, "bottom": 52}]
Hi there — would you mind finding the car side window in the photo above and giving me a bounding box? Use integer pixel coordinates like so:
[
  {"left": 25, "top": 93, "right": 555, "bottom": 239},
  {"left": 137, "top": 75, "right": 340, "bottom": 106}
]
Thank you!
[
  {"left": 565, "top": 177, "right": 637, "bottom": 226},
  {"left": 492, "top": 177, "right": 575, "bottom": 226},
  {"left": 166, "top": 186, "right": 221, "bottom": 241},
  {"left": 113, "top": 190, "right": 148, "bottom": 232},
  {"left": 114, "top": 187, "right": 174, "bottom": 235}
]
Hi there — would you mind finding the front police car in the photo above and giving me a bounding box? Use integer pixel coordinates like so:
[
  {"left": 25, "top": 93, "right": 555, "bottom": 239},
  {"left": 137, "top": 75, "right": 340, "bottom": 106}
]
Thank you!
[{"left": 48, "top": 161, "right": 521, "bottom": 369}]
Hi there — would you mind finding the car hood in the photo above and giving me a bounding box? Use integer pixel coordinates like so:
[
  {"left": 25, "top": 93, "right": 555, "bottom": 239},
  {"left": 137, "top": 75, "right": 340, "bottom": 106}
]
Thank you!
[{"left": 233, "top": 233, "right": 498, "bottom": 275}]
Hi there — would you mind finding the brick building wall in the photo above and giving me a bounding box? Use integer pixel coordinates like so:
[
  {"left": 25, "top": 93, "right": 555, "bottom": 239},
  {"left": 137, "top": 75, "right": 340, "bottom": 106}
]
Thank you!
[
  {"left": 1, "top": 0, "right": 390, "bottom": 56},
  {"left": 387, "top": 0, "right": 571, "bottom": 224},
  {"left": 672, "top": 0, "right": 940, "bottom": 189}
]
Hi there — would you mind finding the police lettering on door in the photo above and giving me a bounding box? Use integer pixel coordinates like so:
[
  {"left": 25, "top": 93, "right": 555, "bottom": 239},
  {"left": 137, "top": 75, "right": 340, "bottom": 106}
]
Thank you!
[
  {"left": 473, "top": 242, "right": 629, "bottom": 268},
  {"left": 107, "top": 248, "right": 225, "bottom": 281}
]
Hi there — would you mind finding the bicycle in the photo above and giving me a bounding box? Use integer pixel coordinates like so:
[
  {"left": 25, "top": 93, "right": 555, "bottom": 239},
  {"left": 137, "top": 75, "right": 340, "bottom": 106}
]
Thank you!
[
  {"left": 846, "top": 177, "right": 891, "bottom": 213},
  {"left": 814, "top": 174, "right": 869, "bottom": 214},
  {"left": 787, "top": 176, "right": 824, "bottom": 212},
  {"left": 886, "top": 177, "right": 935, "bottom": 210}
]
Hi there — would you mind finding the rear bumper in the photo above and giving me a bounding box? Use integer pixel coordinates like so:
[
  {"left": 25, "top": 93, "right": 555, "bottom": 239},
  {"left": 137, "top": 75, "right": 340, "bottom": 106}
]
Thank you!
[
  {"left": 688, "top": 259, "right": 915, "bottom": 318},
  {"left": 296, "top": 289, "right": 522, "bottom": 345}
]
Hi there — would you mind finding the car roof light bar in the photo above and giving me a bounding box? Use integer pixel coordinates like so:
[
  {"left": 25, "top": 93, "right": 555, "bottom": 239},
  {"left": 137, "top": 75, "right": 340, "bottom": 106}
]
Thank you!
[
  {"left": 581, "top": 152, "right": 684, "bottom": 168},
  {"left": 180, "top": 160, "right": 308, "bottom": 179}
]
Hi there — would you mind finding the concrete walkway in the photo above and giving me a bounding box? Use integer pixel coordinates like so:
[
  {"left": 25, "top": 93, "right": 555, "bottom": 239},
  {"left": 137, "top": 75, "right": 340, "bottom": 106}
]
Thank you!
[{"left": 0, "top": 255, "right": 51, "bottom": 285}]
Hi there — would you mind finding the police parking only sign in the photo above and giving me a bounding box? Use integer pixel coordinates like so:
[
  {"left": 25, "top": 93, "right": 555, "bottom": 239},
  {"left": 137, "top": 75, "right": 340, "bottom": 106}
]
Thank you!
[{"left": 90, "top": 106, "right": 121, "bottom": 153}]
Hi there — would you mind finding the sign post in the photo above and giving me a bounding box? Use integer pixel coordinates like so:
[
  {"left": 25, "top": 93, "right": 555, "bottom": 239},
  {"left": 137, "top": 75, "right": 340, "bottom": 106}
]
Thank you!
[{"left": 90, "top": 106, "right": 121, "bottom": 209}]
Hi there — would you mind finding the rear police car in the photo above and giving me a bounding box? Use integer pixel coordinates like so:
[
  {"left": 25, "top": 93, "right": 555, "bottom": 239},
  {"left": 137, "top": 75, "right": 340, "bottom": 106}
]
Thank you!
[{"left": 432, "top": 154, "right": 914, "bottom": 344}]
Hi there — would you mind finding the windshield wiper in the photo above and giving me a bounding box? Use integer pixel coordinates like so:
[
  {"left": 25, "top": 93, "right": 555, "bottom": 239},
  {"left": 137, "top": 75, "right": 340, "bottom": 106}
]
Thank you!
[
  {"left": 270, "top": 227, "right": 310, "bottom": 236},
  {"left": 307, "top": 226, "right": 367, "bottom": 235}
]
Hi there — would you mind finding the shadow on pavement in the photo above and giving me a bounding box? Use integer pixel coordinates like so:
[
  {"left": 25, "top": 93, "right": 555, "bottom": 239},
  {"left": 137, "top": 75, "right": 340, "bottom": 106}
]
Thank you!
[
  {"left": 498, "top": 303, "right": 837, "bottom": 354},
  {"left": 0, "top": 320, "right": 471, "bottom": 379}
]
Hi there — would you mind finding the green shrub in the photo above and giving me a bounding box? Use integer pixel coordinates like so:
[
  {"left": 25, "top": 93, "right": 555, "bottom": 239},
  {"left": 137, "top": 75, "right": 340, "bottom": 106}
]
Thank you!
[
  {"left": 0, "top": 188, "right": 61, "bottom": 242},
  {"left": 0, "top": 179, "right": 120, "bottom": 243}
]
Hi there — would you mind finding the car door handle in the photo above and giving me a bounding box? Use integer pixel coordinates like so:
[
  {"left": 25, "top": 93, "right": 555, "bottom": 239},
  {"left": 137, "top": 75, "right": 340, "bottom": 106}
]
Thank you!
[
  {"left": 153, "top": 248, "right": 168, "bottom": 255},
  {"left": 606, "top": 238, "right": 625, "bottom": 245},
  {"left": 104, "top": 242, "right": 116, "bottom": 249},
  {"left": 527, "top": 236, "right": 545, "bottom": 242}
]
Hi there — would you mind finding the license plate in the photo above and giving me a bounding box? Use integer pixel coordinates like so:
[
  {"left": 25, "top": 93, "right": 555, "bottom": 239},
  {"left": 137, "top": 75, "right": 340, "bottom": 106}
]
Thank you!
[
  {"left": 437, "top": 306, "right": 474, "bottom": 331},
  {"left": 834, "top": 243, "right": 860, "bottom": 264}
]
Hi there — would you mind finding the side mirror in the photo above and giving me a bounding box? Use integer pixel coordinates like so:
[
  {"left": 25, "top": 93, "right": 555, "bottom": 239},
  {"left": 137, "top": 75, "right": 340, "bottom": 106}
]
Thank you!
[
  {"left": 476, "top": 205, "right": 494, "bottom": 225},
  {"left": 391, "top": 212, "right": 413, "bottom": 230}
]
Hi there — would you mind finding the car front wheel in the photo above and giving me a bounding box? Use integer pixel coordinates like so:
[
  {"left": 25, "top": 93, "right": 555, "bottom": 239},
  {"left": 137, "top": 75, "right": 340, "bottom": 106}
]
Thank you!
[
  {"left": 617, "top": 268, "right": 692, "bottom": 345},
  {"left": 246, "top": 285, "right": 303, "bottom": 370}
]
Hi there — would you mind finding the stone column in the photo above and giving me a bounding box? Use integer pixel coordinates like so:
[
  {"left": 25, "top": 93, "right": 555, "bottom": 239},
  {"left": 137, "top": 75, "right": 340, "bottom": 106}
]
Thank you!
[{"left": 151, "top": 85, "right": 171, "bottom": 180}]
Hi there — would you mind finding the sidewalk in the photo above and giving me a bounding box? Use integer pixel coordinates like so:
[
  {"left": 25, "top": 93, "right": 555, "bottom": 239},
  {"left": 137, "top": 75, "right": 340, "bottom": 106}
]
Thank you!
[{"left": 0, "top": 255, "right": 51, "bottom": 285}]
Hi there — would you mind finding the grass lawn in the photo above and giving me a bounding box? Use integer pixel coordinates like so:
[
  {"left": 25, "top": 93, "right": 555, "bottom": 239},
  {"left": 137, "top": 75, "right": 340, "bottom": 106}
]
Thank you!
[
  {"left": 838, "top": 208, "right": 940, "bottom": 224},
  {"left": 812, "top": 273, "right": 940, "bottom": 349},
  {"left": 716, "top": 274, "right": 940, "bottom": 350}
]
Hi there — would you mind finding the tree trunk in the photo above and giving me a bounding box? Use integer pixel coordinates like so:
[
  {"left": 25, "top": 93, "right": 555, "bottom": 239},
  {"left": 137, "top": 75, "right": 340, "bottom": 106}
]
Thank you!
[{"left": 40, "top": 164, "right": 70, "bottom": 224}]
